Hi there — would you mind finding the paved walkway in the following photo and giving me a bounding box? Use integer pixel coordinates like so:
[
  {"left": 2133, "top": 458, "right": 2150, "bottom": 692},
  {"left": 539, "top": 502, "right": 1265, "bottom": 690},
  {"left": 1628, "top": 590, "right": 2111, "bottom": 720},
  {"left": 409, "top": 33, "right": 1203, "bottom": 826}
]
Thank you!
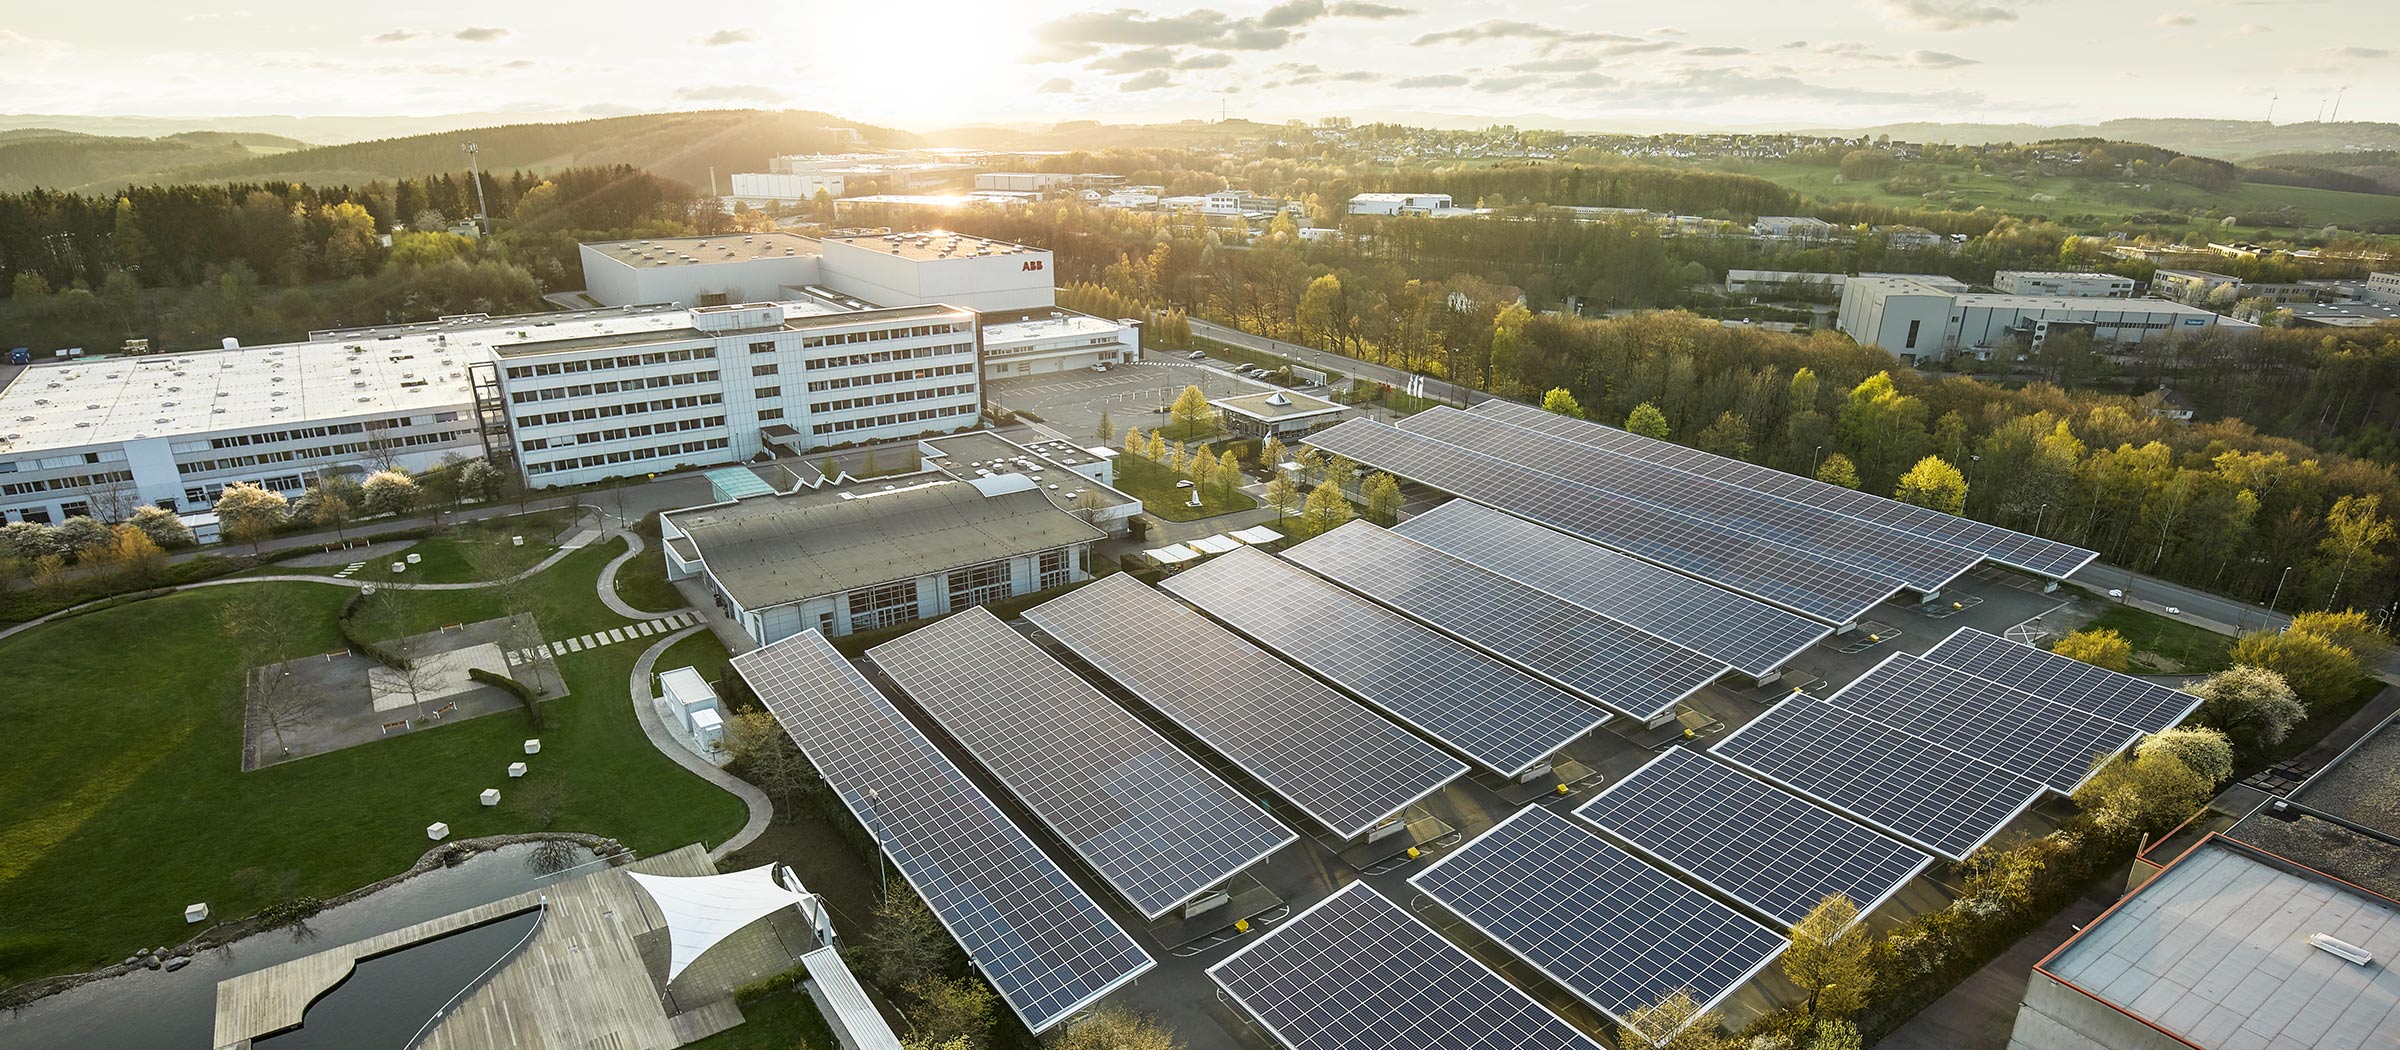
[
  {"left": 629, "top": 623, "right": 771, "bottom": 861},
  {"left": 514, "top": 612, "right": 704, "bottom": 664},
  {"left": 595, "top": 529, "right": 682, "bottom": 620}
]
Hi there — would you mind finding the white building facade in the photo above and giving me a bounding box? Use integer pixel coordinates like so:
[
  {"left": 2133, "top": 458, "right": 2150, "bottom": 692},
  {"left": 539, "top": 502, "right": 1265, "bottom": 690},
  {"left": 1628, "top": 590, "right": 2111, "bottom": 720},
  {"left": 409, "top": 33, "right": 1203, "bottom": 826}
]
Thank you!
[
  {"left": 1838, "top": 275, "right": 2256, "bottom": 363},
  {"left": 1992, "top": 271, "right": 2136, "bottom": 299},
  {"left": 1347, "top": 192, "right": 1453, "bottom": 216}
]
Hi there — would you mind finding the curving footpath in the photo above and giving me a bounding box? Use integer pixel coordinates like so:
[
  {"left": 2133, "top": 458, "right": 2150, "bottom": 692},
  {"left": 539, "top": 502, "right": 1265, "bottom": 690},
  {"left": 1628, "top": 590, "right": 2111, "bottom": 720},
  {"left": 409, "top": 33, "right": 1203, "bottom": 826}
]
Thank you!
[
  {"left": 0, "top": 514, "right": 766, "bottom": 859},
  {"left": 630, "top": 623, "right": 772, "bottom": 859},
  {"left": 595, "top": 529, "right": 681, "bottom": 621}
]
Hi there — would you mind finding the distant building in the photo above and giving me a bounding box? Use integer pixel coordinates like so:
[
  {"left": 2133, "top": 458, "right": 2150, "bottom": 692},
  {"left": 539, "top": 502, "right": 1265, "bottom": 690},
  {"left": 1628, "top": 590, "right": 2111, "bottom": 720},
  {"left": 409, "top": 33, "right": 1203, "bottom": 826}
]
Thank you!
[
  {"left": 1726, "top": 270, "right": 1847, "bottom": 296},
  {"left": 579, "top": 231, "right": 1057, "bottom": 314},
  {"left": 726, "top": 172, "right": 844, "bottom": 204},
  {"left": 661, "top": 473, "right": 1102, "bottom": 645},
  {"left": 1838, "top": 275, "right": 2255, "bottom": 363},
  {"left": 1992, "top": 271, "right": 2135, "bottom": 299},
  {"left": 2284, "top": 300, "right": 2400, "bottom": 328},
  {"left": 973, "top": 172, "right": 1078, "bottom": 193},
  {"left": 1347, "top": 192, "right": 1454, "bottom": 216},
  {"left": 1875, "top": 225, "right": 1946, "bottom": 249},
  {"left": 1752, "top": 216, "right": 1835, "bottom": 241},
  {"left": 2368, "top": 272, "right": 2400, "bottom": 305},
  {"left": 2150, "top": 268, "right": 2243, "bottom": 303}
]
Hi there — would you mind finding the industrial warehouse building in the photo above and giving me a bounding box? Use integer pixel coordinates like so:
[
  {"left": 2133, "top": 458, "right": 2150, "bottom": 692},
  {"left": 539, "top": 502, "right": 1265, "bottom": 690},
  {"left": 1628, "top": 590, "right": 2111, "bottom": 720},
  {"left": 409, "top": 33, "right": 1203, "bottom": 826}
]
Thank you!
[
  {"left": 1347, "top": 192, "right": 1454, "bottom": 216},
  {"left": 1837, "top": 275, "right": 2255, "bottom": 362},
  {"left": 0, "top": 230, "right": 1144, "bottom": 525},
  {"left": 1991, "top": 271, "right": 2135, "bottom": 298},
  {"left": 661, "top": 473, "right": 1102, "bottom": 645}
]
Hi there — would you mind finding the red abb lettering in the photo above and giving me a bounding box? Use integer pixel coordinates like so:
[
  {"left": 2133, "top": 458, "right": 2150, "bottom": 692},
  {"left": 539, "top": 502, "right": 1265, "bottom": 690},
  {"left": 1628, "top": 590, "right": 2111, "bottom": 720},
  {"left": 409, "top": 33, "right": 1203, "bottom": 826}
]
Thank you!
[{"left": 1021, "top": 260, "right": 1045, "bottom": 271}]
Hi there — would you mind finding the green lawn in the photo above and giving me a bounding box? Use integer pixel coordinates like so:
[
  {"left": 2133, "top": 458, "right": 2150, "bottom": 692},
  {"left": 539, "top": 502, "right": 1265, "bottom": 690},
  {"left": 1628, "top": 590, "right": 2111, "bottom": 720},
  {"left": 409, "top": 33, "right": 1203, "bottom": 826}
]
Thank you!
[
  {"left": 2083, "top": 605, "right": 2235, "bottom": 674},
  {"left": 682, "top": 986, "right": 835, "bottom": 1049},
  {"left": 0, "top": 540, "right": 748, "bottom": 987},
  {"left": 611, "top": 543, "right": 690, "bottom": 615},
  {"left": 1113, "top": 454, "right": 1258, "bottom": 522}
]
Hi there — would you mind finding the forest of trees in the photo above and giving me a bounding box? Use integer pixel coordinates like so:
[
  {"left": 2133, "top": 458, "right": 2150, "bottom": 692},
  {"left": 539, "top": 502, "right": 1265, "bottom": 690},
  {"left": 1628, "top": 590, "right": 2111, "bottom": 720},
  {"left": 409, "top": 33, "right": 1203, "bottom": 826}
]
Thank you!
[
  {"left": 928, "top": 202, "right": 2400, "bottom": 615},
  {"left": 0, "top": 165, "right": 711, "bottom": 351}
]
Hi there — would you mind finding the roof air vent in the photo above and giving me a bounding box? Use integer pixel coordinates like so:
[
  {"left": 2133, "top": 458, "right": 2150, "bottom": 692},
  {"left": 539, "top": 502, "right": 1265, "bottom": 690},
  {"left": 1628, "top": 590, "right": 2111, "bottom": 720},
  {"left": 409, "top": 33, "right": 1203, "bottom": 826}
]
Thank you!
[{"left": 2311, "top": 933, "right": 2373, "bottom": 965}]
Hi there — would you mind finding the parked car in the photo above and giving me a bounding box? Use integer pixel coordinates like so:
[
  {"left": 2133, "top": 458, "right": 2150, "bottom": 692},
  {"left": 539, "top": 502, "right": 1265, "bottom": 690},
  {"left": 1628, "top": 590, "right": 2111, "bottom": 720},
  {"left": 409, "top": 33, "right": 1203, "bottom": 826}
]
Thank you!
[{"left": 1187, "top": 350, "right": 1207, "bottom": 359}]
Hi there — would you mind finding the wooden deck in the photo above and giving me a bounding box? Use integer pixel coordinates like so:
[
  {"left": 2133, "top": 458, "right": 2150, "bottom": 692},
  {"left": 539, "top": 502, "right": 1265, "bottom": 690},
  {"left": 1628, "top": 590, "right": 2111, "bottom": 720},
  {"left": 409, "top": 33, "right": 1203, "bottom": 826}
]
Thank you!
[{"left": 213, "top": 844, "right": 756, "bottom": 1050}]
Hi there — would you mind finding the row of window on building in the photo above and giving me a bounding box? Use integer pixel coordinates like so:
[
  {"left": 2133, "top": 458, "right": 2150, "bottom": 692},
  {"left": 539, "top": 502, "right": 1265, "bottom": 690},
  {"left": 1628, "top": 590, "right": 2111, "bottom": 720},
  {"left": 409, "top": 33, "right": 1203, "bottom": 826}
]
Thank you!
[
  {"left": 523, "top": 436, "right": 732, "bottom": 475},
  {"left": 501, "top": 347, "right": 717, "bottom": 380},
  {"left": 806, "top": 402, "right": 978, "bottom": 437},
  {"left": 809, "top": 383, "right": 977, "bottom": 415},
  {"left": 796, "top": 321, "right": 971, "bottom": 350},
  {"left": 806, "top": 362, "right": 975, "bottom": 393},
  {"left": 508, "top": 369, "right": 722, "bottom": 405},
  {"left": 517, "top": 392, "right": 724, "bottom": 429},
  {"left": 179, "top": 429, "right": 470, "bottom": 476}
]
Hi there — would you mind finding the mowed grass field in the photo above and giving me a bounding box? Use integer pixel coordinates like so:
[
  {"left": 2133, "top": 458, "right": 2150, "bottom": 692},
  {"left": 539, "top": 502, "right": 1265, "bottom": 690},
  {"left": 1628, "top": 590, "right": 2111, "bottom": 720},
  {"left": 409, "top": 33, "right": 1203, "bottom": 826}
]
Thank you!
[
  {"left": 0, "top": 537, "right": 747, "bottom": 987},
  {"left": 1711, "top": 158, "right": 2400, "bottom": 236}
]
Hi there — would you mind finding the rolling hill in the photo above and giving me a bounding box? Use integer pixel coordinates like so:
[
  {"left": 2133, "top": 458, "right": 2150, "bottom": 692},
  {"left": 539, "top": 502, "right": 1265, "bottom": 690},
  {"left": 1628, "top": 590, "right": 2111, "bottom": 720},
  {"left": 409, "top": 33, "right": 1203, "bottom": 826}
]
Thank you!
[
  {"left": 156, "top": 110, "right": 921, "bottom": 191},
  {"left": 0, "top": 131, "right": 313, "bottom": 193},
  {"left": 0, "top": 110, "right": 921, "bottom": 194},
  {"left": 1812, "top": 119, "right": 2400, "bottom": 162}
]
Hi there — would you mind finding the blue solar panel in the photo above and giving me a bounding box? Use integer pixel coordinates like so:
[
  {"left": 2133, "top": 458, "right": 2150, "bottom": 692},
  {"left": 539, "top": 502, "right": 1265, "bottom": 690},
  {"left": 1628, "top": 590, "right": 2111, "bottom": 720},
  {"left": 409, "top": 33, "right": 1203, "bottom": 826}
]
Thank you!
[
  {"left": 1575, "top": 749, "right": 1934, "bottom": 927},
  {"left": 1920, "top": 627, "right": 2202, "bottom": 733},
  {"left": 1208, "top": 882, "right": 1604, "bottom": 1050},
  {"left": 1711, "top": 695, "right": 2047, "bottom": 860},
  {"left": 1284, "top": 522, "right": 1729, "bottom": 722},
  {"left": 866, "top": 608, "right": 1298, "bottom": 918},
  {"left": 1303, "top": 418, "right": 1903, "bottom": 623},
  {"left": 1820, "top": 654, "right": 2142, "bottom": 794},
  {"left": 1410, "top": 807, "right": 1788, "bottom": 1029},
  {"left": 1468, "top": 399, "right": 2095, "bottom": 580},
  {"left": 1393, "top": 500, "right": 1831, "bottom": 679},
  {"left": 1022, "top": 572, "right": 1468, "bottom": 838},
  {"left": 1401, "top": 407, "right": 1981, "bottom": 592},
  {"left": 730, "top": 631, "right": 1152, "bottom": 1032},
  {"left": 1154, "top": 547, "right": 1612, "bottom": 777}
]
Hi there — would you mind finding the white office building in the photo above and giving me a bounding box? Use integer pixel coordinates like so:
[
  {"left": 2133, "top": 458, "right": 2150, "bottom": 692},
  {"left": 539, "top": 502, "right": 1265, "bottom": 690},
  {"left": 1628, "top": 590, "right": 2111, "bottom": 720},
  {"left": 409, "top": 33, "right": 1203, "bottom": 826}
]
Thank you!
[
  {"left": 0, "top": 230, "right": 1142, "bottom": 525},
  {"left": 726, "top": 172, "right": 846, "bottom": 205},
  {"left": 1992, "top": 271, "right": 2135, "bottom": 299},
  {"left": 1347, "top": 192, "right": 1454, "bottom": 216},
  {"left": 1838, "top": 275, "right": 2256, "bottom": 363},
  {"left": 2363, "top": 272, "right": 2400, "bottom": 305},
  {"left": 2151, "top": 268, "right": 2244, "bottom": 304}
]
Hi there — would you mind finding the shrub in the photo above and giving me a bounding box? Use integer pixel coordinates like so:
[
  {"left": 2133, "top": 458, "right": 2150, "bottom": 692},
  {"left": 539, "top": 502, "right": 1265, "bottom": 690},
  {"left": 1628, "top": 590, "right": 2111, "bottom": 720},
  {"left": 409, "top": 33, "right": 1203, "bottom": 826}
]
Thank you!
[
  {"left": 2049, "top": 628, "right": 2132, "bottom": 672},
  {"left": 2229, "top": 629, "right": 2361, "bottom": 708}
]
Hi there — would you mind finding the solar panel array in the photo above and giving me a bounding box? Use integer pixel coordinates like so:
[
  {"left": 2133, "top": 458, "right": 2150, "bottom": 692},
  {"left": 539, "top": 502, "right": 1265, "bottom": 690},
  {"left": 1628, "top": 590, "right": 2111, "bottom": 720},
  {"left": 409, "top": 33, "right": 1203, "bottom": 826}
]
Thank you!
[
  {"left": 865, "top": 608, "right": 1298, "bottom": 918},
  {"left": 1302, "top": 418, "right": 1902, "bottom": 623},
  {"left": 1402, "top": 407, "right": 1982, "bottom": 592},
  {"left": 1469, "top": 398, "right": 2096, "bottom": 579},
  {"left": 1575, "top": 749, "right": 1934, "bottom": 927},
  {"left": 1284, "top": 522, "right": 1729, "bottom": 721},
  {"left": 1208, "top": 883, "right": 1604, "bottom": 1050},
  {"left": 1821, "top": 654, "right": 2141, "bottom": 794},
  {"left": 1154, "top": 549, "right": 1606, "bottom": 777},
  {"left": 729, "top": 631, "right": 1153, "bottom": 1032},
  {"left": 1711, "top": 695, "right": 2048, "bottom": 860},
  {"left": 1409, "top": 806, "right": 1788, "bottom": 1027},
  {"left": 1392, "top": 500, "right": 1831, "bottom": 678},
  {"left": 1020, "top": 572, "right": 1468, "bottom": 838},
  {"left": 1921, "top": 627, "right": 2201, "bottom": 733}
]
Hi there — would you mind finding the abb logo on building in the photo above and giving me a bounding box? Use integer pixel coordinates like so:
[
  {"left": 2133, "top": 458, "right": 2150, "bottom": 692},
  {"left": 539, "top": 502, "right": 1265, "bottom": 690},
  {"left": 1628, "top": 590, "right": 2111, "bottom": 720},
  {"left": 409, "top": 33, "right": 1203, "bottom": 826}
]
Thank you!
[{"left": 1021, "top": 260, "right": 1045, "bottom": 272}]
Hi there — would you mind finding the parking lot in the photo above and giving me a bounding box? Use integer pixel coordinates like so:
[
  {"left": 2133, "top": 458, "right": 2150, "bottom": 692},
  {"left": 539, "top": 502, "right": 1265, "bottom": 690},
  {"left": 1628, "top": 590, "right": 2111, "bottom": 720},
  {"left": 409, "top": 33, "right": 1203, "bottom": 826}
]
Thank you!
[{"left": 989, "top": 355, "right": 1336, "bottom": 443}]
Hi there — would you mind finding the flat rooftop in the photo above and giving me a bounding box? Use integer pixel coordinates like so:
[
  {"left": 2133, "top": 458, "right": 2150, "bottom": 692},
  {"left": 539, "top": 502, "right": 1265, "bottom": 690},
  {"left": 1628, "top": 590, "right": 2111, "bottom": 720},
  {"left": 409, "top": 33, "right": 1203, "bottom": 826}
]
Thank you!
[
  {"left": 2288, "top": 302, "right": 2400, "bottom": 326},
  {"left": 822, "top": 231, "right": 1043, "bottom": 261},
  {"left": 583, "top": 232, "right": 821, "bottom": 269},
  {"left": 984, "top": 311, "right": 1126, "bottom": 346},
  {"left": 922, "top": 430, "right": 1137, "bottom": 515},
  {"left": 2043, "top": 838, "right": 2400, "bottom": 1050},
  {"left": 5, "top": 306, "right": 705, "bottom": 454},
  {"left": 664, "top": 477, "right": 1103, "bottom": 610},
  {"left": 1949, "top": 292, "right": 2232, "bottom": 314}
]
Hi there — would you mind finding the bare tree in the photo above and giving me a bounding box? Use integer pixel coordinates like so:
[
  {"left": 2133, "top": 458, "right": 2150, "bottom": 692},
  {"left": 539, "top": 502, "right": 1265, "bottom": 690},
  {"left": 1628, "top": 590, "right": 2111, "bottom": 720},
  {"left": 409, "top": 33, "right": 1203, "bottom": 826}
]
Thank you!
[
  {"left": 250, "top": 663, "right": 327, "bottom": 758},
  {"left": 358, "top": 585, "right": 439, "bottom": 722},
  {"left": 513, "top": 778, "right": 569, "bottom": 830}
]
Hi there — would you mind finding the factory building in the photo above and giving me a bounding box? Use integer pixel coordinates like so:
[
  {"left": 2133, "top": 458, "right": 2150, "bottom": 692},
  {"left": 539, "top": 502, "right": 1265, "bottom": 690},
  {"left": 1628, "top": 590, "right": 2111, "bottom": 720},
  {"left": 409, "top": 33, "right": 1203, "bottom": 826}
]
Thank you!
[
  {"left": 1346, "top": 192, "right": 1454, "bottom": 216},
  {"left": 1751, "top": 216, "right": 1835, "bottom": 240},
  {"left": 725, "top": 172, "right": 845, "bottom": 205},
  {"left": 2368, "top": 272, "right": 2400, "bottom": 305},
  {"left": 2150, "top": 268, "right": 2244, "bottom": 303},
  {"left": 0, "top": 230, "right": 1137, "bottom": 525},
  {"left": 1838, "top": 275, "right": 2254, "bottom": 363},
  {"left": 1992, "top": 271, "right": 2135, "bottom": 299},
  {"left": 660, "top": 471, "right": 1103, "bottom": 646}
]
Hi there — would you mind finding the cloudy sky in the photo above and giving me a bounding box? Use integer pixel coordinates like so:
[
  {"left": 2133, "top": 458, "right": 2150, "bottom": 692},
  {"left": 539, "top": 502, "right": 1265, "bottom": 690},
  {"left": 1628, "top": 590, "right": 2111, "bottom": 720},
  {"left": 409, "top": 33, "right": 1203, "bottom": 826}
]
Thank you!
[{"left": 3, "top": 0, "right": 2393, "bottom": 131}]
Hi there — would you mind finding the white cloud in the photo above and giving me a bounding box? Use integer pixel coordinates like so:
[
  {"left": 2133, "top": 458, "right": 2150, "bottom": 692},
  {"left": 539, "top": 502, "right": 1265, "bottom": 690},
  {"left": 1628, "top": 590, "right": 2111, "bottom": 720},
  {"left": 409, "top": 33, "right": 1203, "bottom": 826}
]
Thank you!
[
  {"left": 453, "top": 27, "right": 510, "bottom": 43},
  {"left": 701, "top": 29, "right": 755, "bottom": 46},
  {"left": 1119, "top": 69, "right": 1175, "bottom": 91},
  {"left": 1908, "top": 49, "right": 1979, "bottom": 67},
  {"left": 1876, "top": 0, "right": 2017, "bottom": 31},
  {"left": 2155, "top": 12, "right": 2197, "bottom": 28}
]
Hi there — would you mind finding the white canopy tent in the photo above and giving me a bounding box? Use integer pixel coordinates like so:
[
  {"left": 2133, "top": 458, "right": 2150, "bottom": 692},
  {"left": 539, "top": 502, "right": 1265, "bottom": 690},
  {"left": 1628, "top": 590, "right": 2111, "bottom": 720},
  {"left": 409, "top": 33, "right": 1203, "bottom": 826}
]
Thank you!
[
  {"left": 1146, "top": 543, "right": 1202, "bottom": 567},
  {"left": 1230, "top": 525, "right": 1284, "bottom": 545},
  {"left": 1188, "top": 534, "right": 1243, "bottom": 555},
  {"left": 627, "top": 863, "right": 808, "bottom": 982}
]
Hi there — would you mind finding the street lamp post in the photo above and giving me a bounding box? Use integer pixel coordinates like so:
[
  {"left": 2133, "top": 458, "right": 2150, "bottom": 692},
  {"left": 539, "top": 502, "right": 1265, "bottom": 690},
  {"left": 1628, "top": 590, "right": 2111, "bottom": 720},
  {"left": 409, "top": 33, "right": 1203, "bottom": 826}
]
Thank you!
[
  {"left": 1811, "top": 445, "right": 1824, "bottom": 475},
  {"left": 2268, "top": 565, "right": 2294, "bottom": 618},
  {"left": 2033, "top": 501, "right": 2050, "bottom": 536}
]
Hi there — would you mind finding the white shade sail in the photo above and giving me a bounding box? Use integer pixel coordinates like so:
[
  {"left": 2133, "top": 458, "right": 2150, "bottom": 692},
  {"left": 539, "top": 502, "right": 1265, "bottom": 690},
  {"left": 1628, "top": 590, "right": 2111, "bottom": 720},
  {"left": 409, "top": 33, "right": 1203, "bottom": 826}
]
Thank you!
[{"left": 627, "top": 864, "right": 806, "bottom": 981}]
